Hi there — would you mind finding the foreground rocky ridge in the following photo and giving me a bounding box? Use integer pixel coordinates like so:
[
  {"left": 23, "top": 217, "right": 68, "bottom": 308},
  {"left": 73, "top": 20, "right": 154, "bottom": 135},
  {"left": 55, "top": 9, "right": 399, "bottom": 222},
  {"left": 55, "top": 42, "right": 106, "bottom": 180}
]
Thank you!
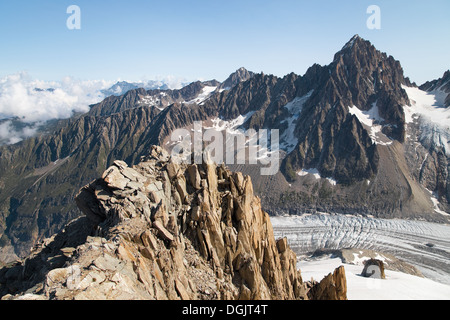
[{"left": 0, "top": 146, "right": 346, "bottom": 300}]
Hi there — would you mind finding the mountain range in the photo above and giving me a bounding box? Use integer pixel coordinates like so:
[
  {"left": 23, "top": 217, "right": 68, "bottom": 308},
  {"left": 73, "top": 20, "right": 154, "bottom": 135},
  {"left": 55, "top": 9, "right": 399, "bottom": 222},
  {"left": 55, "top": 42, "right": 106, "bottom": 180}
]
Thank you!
[
  {"left": 100, "top": 79, "right": 191, "bottom": 97},
  {"left": 0, "top": 35, "right": 449, "bottom": 264}
]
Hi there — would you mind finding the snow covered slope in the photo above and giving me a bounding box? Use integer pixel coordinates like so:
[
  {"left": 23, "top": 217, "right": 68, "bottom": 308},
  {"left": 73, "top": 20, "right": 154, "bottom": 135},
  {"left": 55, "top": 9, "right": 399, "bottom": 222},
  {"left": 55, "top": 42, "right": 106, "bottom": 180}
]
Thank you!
[
  {"left": 299, "top": 257, "right": 450, "bottom": 300},
  {"left": 185, "top": 86, "right": 218, "bottom": 105},
  {"left": 280, "top": 91, "right": 313, "bottom": 153},
  {"left": 403, "top": 85, "right": 450, "bottom": 156},
  {"left": 348, "top": 103, "right": 393, "bottom": 146}
]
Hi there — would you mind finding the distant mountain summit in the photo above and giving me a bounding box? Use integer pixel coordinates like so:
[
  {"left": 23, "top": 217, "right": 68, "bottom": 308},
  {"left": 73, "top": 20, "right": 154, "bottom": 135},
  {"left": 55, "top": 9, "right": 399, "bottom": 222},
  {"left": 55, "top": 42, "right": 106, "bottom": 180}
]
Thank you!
[
  {"left": 89, "top": 68, "right": 254, "bottom": 117},
  {"left": 99, "top": 68, "right": 256, "bottom": 99},
  {"left": 101, "top": 81, "right": 147, "bottom": 97},
  {"left": 101, "top": 79, "right": 188, "bottom": 97},
  {"left": 282, "top": 34, "right": 412, "bottom": 184},
  {"left": 420, "top": 70, "right": 450, "bottom": 107},
  {"left": 218, "top": 67, "right": 255, "bottom": 91}
]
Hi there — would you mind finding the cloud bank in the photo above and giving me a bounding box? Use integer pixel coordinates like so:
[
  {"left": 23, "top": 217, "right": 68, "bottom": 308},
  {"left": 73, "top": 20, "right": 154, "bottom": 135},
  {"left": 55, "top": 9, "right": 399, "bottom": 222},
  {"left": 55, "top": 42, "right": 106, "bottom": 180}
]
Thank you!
[
  {"left": 0, "top": 72, "right": 192, "bottom": 145},
  {"left": 0, "top": 72, "right": 114, "bottom": 145},
  {"left": 0, "top": 72, "right": 112, "bottom": 123},
  {"left": 0, "top": 120, "right": 39, "bottom": 145}
]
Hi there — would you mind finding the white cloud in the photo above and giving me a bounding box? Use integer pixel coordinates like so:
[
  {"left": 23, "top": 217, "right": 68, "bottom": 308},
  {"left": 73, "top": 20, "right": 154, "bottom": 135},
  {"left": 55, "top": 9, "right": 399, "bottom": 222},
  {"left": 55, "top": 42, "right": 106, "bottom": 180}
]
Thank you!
[
  {"left": 0, "top": 72, "right": 115, "bottom": 145},
  {"left": 0, "top": 72, "right": 113, "bottom": 123},
  {"left": 0, "top": 120, "right": 39, "bottom": 145}
]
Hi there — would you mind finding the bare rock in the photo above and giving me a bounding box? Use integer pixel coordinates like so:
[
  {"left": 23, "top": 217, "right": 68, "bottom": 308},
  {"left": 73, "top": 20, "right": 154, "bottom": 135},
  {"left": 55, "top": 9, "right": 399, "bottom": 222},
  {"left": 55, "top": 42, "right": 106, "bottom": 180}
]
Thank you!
[
  {"left": 308, "top": 266, "right": 347, "bottom": 300},
  {"left": 187, "top": 164, "right": 202, "bottom": 190},
  {"left": 153, "top": 220, "right": 174, "bottom": 242},
  {"left": 277, "top": 238, "right": 288, "bottom": 253},
  {"left": 362, "top": 258, "right": 386, "bottom": 279}
]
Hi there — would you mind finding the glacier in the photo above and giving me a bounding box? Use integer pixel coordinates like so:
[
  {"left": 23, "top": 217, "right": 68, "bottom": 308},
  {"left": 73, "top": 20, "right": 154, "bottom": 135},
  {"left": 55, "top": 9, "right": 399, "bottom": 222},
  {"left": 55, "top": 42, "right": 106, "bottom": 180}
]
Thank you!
[
  {"left": 270, "top": 214, "right": 450, "bottom": 286},
  {"left": 403, "top": 85, "right": 450, "bottom": 156}
]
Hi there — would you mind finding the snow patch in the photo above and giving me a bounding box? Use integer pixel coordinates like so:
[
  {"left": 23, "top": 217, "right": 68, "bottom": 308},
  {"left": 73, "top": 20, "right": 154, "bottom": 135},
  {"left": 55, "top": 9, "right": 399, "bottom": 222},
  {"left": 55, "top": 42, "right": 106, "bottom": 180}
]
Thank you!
[
  {"left": 402, "top": 85, "right": 450, "bottom": 156},
  {"left": 207, "top": 111, "right": 255, "bottom": 134},
  {"left": 297, "top": 168, "right": 337, "bottom": 185},
  {"left": 203, "top": 111, "right": 278, "bottom": 163},
  {"left": 298, "top": 258, "right": 450, "bottom": 300},
  {"left": 185, "top": 86, "right": 217, "bottom": 105},
  {"left": 297, "top": 168, "right": 320, "bottom": 179},
  {"left": 351, "top": 253, "right": 369, "bottom": 266},
  {"left": 343, "top": 35, "right": 359, "bottom": 50},
  {"left": 138, "top": 94, "right": 165, "bottom": 110},
  {"left": 348, "top": 103, "right": 392, "bottom": 145},
  {"left": 350, "top": 252, "right": 389, "bottom": 266},
  {"left": 402, "top": 86, "right": 449, "bottom": 126},
  {"left": 425, "top": 188, "right": 449, "bottom": 216},
  {"left": 280, "top": 91, "right": 313, "bottom": 153}
]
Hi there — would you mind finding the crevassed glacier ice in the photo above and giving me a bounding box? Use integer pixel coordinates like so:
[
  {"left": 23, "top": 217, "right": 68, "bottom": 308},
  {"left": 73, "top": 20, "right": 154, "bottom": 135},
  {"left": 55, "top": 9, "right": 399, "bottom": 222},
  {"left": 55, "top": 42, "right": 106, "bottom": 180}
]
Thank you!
[{"left": 271, "top": 214, "right": 450, "bottom": 285}]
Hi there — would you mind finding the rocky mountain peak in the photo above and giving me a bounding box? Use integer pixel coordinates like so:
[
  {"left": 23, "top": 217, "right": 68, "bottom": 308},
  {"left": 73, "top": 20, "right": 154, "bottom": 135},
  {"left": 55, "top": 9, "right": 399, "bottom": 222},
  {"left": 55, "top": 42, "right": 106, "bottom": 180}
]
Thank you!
[
  {"left": 444, "top": 70, "right": 450, "bottom": 83},
  {"left": 281, "top": 36, "right": 414, "bottom": 183},
  {"left": 328, "top": 35, "right": 410, "bottom": 140},
  {"left": 219, "top": 67, "right": 255, "bottom": 91},
  {"left": 420, "top": 70, "right": 450, "bottom": 107},
  {"left": 333, "top": 35, "right": 403, "bottom": 80},
  {"left": 340, "top": 34, "right": 364, "bottom": 50},
  {"left": 422, "top": 70, "right": 450, "bottom": 89},
  {"left": 334, "top": 35, "right": 378, "bottom": 62}
]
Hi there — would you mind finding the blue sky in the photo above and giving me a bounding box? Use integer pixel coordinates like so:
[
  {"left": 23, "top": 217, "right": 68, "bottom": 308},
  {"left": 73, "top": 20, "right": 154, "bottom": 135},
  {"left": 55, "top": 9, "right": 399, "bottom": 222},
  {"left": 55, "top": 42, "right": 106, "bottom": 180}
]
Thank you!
[{"left": 0, "top": 0, "right": 449, "bottom": 84}]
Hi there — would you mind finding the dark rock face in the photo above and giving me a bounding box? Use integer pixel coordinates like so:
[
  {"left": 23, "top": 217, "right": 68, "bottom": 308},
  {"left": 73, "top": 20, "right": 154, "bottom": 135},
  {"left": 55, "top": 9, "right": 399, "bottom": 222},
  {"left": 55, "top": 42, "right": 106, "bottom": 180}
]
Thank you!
[
  {"left": 361, "top": 258, "right": 386, "bottom": 279},
  {"left": 332, "top": 36, "right": 411, "bottom": 123},
  {"left": 420, "top": 70, "right": 450, "bottom": 107},
  {"left": 283, "top": 35, "right": 410, "bottom": 183},
  {"left": 306, "top": 266, "right": 347, "bottom": 300},
  {"left": 218, "top": 67, "right": 255, "bottom": 91}
]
